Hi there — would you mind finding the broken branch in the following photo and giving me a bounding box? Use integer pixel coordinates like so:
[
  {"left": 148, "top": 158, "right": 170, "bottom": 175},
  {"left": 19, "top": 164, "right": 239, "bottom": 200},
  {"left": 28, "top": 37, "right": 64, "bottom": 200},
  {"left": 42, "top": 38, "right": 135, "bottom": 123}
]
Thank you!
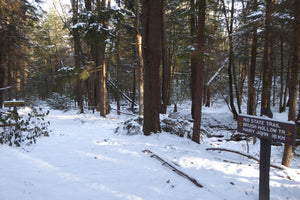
[
  {"left": 206, "top": 147, "right": 285, "bottom": 170},
  {"left": 143, "top": 149, "right": 204, "bottom": 188}
]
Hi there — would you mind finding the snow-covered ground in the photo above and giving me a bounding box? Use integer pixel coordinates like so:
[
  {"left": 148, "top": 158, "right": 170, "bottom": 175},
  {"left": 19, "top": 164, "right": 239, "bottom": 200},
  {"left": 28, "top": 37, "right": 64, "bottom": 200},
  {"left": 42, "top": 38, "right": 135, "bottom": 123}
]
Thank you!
[{"left": 0, "top": 102, "right": 299, "bottom": 200}]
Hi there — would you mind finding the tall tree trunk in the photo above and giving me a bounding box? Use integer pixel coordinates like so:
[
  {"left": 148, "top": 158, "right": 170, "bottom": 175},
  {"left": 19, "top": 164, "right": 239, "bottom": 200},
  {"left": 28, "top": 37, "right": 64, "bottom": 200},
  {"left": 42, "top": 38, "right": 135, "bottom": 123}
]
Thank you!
[
  {"left": 0, "top": 62, "right": 5, "bottom": 106},
  {"left": 132, "top": 59, "right": 136, "bottom": 112},
  {"left": 190, "top": 0, "right": 197, "bottom": 119},
  {"left": 260, "top": 0, "right": 273, "bottom": 119},
  {"left": 116, "top": 39, "right": 121, "bottom": 115},
  {"left": 71, "top": 0, "right": 84, "bottom": 113},
  {"left": 135, "top": 0, "right": 144, "bottom": 116},
  {"left": 248, "top": 0, "right": 258, "bottom": 144},
  {"left": 76, "top": 77, "right": 84, "bottom": 113},
  {"left": 0, "top": 29, "right": 8, "bottom": 106},
  {"left": 97, "top": 0, "right": 109, "bottom": 117},
  {"left": 259, "top": 0, "right": 273, "bottom": 199},
  {"left": 271, "top": 37, "right": 275, "bottom": 107},
  {"left": 279, "top": 28, "right": 284, "bottom": 113},
  {"left": 142, "top": 0, "right": 162, "bottom": 135},
  {"left": 192, "top": 0, "right": 206, "bottom": 144},
  {"left": 230, "top": 0, "right": 241, "bottom": 115},
  {"left": 282, "top": 56, "right": 291, "bottom": 112},
  {"left": 161, "top": 0, "right": 170, "bottom": 114},
  {"left": 228, "top": 36, "right": 238, "bottom": 119},
  {"left": 115, "top": 0, "right": 121, "bottom": 115},
  {"left": 98, "top": 44, "right": 108, "bottom": 117},
  {"left": 238, "top": 62, "right": 247, "bottom": 109},
  {"left": 203, "top": 62, "right": 210, "bottom": 107},
  {"left": 85, "top": 0, "right": 94, "bottom": 112},
  {"left": 247, "top": 15, "right": 257, "bottom": 116},
  {"left": 168, "top": 55, "right": 175, "bottom": 106},
  {"left": 282, "top": 0, "right": 300, "bottom": 168},
  {"left": 221, "top": 0, "right": 238, "bottom": 120}
]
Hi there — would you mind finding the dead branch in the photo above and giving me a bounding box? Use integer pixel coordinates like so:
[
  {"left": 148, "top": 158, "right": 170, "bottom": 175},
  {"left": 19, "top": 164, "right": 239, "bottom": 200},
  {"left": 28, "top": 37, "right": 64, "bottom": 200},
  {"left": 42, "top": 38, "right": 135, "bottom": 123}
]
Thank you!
[
  {"left": 106, "top": 78, "right": 138, "bottom": 106},
  {"left": 110, "top": 107, "right": 136, "bottom": 116},
  {"left": 0, "top": 86, "right": 11, "bottom": 91},
  {"left": 206, "top": 148, "right": 285, "bottom": 170},
  {"left": 206, "top": 59, "right": 227, "bottom": 86},
  {"left": 143, "top": 149, "right": 203, "bottom": 188}
]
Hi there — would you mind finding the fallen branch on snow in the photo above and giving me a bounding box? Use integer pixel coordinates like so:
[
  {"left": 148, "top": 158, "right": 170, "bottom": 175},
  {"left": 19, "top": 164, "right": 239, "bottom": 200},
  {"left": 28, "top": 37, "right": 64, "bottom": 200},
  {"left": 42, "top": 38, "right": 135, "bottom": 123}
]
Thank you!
[
  {"left": 0, "top": 86, "right": 11, "bottom": 91},
  {"left": 110, "top": 107, "right": 136, "bottom": 116},
  {"left": 142, "top": 149, "right": 204, "bottom": 188},
  {"left": 206, "top": 147, "right": 285, "bottom": 170}
]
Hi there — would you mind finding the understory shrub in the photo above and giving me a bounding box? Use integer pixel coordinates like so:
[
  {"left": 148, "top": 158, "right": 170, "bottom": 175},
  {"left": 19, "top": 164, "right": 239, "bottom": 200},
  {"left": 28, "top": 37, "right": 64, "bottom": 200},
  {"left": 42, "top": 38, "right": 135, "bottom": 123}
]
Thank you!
[
  {"left": 0, "top": 107, "right": 51, "bottom": 147},
  {"left": 115, "top": 113, "right": 196, "bottom": 138},
  {"left": 47, "top": 92, "right": 72, "bottom": 111}
]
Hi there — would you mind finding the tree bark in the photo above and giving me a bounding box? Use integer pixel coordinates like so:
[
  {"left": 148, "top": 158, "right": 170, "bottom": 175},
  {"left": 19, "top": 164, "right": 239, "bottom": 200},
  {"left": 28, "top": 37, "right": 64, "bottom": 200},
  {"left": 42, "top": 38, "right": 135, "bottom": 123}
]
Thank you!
[
  {"left": 260, "top": 0, "right": 273, "bottom": 119},
  {"left": 0, "top": 24, "right": 8, "bottom": 106},
  {"left": 192, "top": 0, "right": 206, "bottom": 144},
  {"left": 190, "top": 0, "right": 197, "bottom": 119},
  {"left": 247, "top": 0, "right": 258, "bottom": 143},
  {"left": 259, "top": 1, "right": 273, "bottom": 199},
  {"left": 282, "top": 56, "right": 291, "bottom": 112},
  {"left": 142, "top": 0, "right": 162, "bottom": 135},
  {"left": 0, "top": 64, "right": 5, "bottom": 106},
  {"left": 116, "top": 33, "right": 121, "bottom": 115},
  {"left": 161, "top": 0, "right": 170, "bottom": 114},
  {"left": 135, "top": 0, "right": 144, "bottom": 116},
  {"left": 282, "top": 0, "right": 300, "bottom": 168},
  {"left": 279, "top": 28, "right": 284, "bottom": 113},
  {"left": 238, "top": 62, "right": 246, "bottom": 110},
  {"left": 132, "top": 60, "right": 136, "bottom": 112},
  {"left": 221, "top": 0, "right": 238, "bottom": 120},
  {"left": 71, "top": 0, "right": 84, "bottom": 113},
  {"left": 98, "top": 45, "right": 108, "bottom": 117},
  {"left": 96, "top": 0, "right": 109, "bottom": 117},
  {"left": 247, "top": 18, "right": 257, "bottom": 116}
]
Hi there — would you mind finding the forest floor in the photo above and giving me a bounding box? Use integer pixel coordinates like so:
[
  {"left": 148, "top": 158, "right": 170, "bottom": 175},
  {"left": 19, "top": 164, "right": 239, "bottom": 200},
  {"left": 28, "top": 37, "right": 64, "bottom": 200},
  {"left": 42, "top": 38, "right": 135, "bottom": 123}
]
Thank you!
[{"left": 0, "top": 101, "right": 300, "bottom": 200}]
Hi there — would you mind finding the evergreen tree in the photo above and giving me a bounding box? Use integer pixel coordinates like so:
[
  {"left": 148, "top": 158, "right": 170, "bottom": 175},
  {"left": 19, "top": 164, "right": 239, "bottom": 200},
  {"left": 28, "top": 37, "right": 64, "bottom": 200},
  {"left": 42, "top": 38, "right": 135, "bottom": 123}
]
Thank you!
[
  {"left": 0, "top": 0, "right": 40, "bottom": 104},
  {"left": 142, "top": 0, "right": 162, "bottom": 135},
  {"left": 192, "top": 0, "right": 206, "bottom": 144}
]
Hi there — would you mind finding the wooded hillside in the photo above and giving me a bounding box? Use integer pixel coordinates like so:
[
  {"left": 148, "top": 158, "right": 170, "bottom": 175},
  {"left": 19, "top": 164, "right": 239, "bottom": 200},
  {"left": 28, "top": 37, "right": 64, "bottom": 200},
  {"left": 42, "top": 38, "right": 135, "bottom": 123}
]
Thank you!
[{"left": 0, "top": 0, "right": 299, "bottom": 160}]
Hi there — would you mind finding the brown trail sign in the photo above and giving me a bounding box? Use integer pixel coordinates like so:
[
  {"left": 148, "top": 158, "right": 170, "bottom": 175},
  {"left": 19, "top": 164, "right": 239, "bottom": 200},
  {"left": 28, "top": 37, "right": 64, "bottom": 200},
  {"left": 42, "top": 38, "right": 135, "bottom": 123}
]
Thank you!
[
  {"left": 237, "top": 114, "right": 296, "bottom": 200},
  {"left": 237, "top": 114, "right": 296, "bottom": 146},
  {"left": 4, "top": 100, "right": 25, "bottom": 108}
]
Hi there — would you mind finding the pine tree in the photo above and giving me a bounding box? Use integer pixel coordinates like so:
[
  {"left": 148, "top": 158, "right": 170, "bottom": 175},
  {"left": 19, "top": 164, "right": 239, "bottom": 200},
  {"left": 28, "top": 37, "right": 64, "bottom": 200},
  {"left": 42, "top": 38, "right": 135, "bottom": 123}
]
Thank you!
[
  {"left": 282, "top": 0, "right": 300, "bottom": 168},
  {"left": 192, "top": 0, "right": 206, "bottom": 144},
  {"left": 142, "top": 0, "right": 162, "bottom": 135}
]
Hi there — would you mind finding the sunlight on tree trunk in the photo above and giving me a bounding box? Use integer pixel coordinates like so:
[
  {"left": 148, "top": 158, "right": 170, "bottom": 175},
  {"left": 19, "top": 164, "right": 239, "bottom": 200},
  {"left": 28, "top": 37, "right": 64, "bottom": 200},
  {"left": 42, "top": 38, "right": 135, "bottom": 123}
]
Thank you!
[
  {"left": 282, "top": 0, "right": 300, "bottom": 168},
  {"left": 192, "top": 0, "right": 206, "bottom": 144}
]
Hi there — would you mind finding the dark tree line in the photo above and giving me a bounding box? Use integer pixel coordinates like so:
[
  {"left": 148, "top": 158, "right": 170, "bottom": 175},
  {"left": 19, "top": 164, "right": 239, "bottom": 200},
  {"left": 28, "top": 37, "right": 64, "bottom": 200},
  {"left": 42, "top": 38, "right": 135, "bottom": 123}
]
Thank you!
[
  {"left": 0, "top": 0, "right": 299, "bottom": 166},
  {"left": 0, "top": 0, "right": 41, "bottom": 104}
]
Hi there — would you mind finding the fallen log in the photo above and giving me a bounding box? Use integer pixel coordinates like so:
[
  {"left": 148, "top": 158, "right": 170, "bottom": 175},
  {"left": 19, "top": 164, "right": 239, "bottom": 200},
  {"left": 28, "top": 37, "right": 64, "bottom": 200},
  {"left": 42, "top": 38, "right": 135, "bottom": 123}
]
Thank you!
[
  {"left": 110, "top": 107, "right": 136, "bottom": 116},
  {"left": 142, "top": 149, "right": 203, "bottom": 188},
  {"left": 106, "top": 78, "right": 138, "bottom": 106},
  {"left": 0, "top": 86, "right": 11, "bottom": 91},
  {"left": 206, "top": 147, "right": 284, "bottom": 170}
]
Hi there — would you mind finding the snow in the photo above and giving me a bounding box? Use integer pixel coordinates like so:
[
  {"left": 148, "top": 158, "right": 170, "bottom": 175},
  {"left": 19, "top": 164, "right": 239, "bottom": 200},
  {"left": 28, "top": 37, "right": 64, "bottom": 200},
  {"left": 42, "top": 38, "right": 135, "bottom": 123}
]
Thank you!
[
  {"left": 71, "top": 23, "right": 86, "bottom": 29},
  {"left": 247, "top": 11, "right": 263, "bottom": 19},
  {"left": 0, "top": 103, "right": 300, "bottom": 200}
]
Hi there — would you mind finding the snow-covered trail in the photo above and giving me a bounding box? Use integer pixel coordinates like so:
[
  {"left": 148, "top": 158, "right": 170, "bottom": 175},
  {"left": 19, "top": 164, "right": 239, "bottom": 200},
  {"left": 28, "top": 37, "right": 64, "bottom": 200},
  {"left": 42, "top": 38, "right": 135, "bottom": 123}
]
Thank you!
[
  {"left": 0, "top": 110, "right": 211, "bottom": 200},
  {"left": 0, "top": 108, "right": 300, "bottom": 200}
]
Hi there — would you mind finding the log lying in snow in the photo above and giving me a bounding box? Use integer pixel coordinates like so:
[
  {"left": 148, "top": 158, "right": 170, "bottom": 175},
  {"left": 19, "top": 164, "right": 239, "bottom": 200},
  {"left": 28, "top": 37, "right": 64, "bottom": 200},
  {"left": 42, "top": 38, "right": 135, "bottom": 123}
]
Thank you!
[
  {"left": 106, "top": 78, "right": 137, "bottom": 106},
  {"left": 206, "top": 147, "right": 285, "bottom": 170},
  {"left": 142, "top": 149, "right": 204, "bottom": 188},
  {"left": 0, "top": 86, "right": 11, "bottom": 91},
  {"left": 110, "top": 107, "right": 136, "bottom": 116}
]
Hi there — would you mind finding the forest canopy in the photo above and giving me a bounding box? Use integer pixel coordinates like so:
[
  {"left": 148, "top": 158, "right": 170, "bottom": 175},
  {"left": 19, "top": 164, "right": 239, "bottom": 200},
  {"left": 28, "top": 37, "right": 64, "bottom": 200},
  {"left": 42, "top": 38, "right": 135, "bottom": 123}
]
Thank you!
[{"left": 0, "top": 0, "right": 299, "bottom": 147}]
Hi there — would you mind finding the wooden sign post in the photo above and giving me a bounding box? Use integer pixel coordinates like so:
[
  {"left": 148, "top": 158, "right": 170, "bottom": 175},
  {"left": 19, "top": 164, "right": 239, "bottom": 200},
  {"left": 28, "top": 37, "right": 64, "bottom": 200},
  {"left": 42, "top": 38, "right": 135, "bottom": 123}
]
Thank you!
[
  {"left": 237, "top": 114, "right": 296, "bottom": 200},
  {"left": 3, "top": 100, "right": 25, "bottom": 108}
]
